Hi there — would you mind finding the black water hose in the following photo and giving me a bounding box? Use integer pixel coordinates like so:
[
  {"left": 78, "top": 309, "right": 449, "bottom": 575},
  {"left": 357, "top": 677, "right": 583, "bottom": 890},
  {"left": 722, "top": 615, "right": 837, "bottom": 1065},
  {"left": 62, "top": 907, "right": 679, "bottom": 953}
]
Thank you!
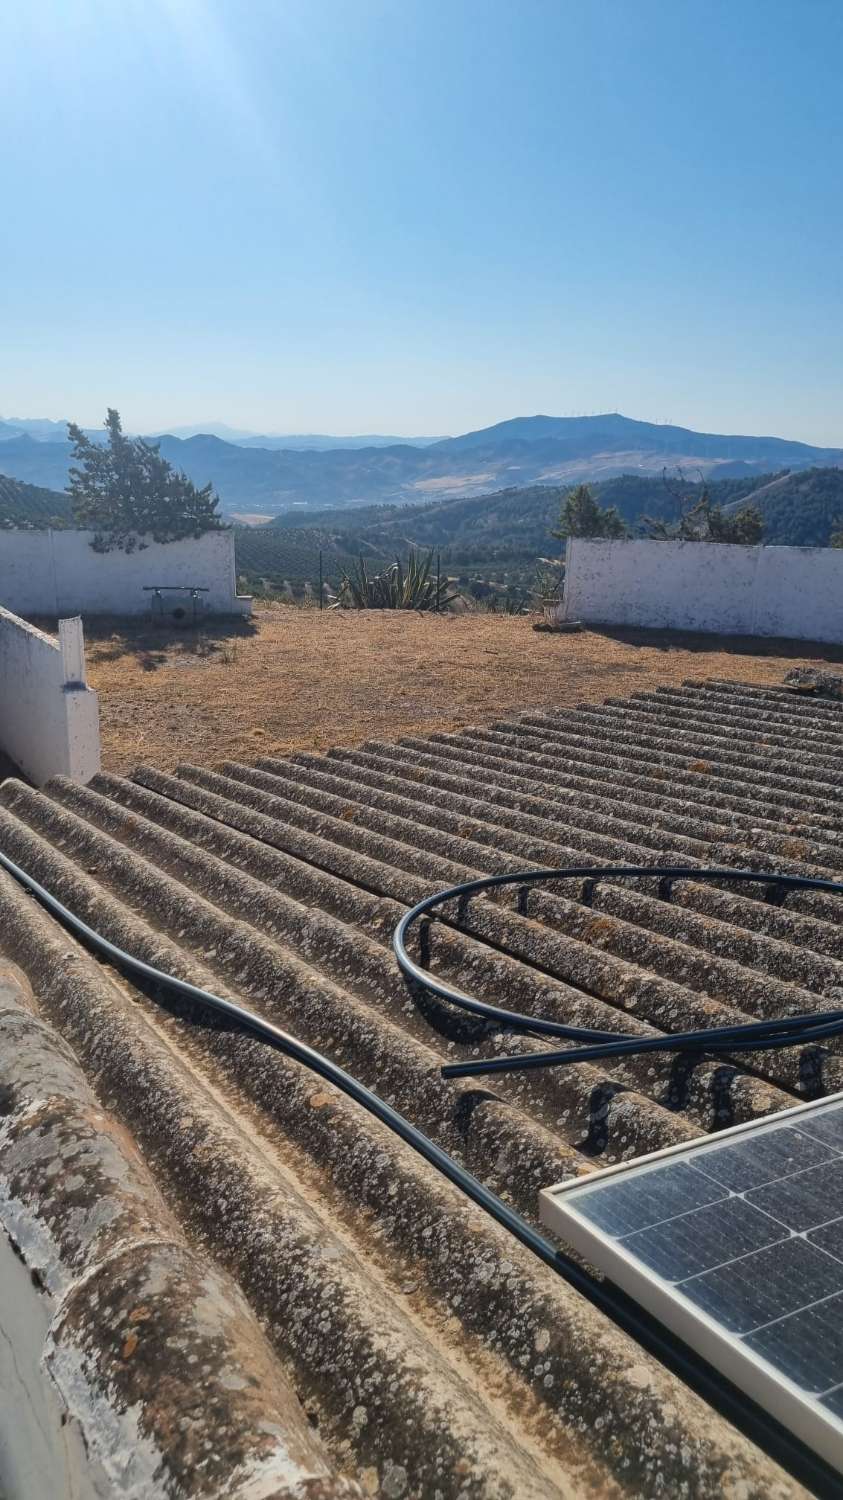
[
  {"left": 391, "top": 865, "right": 843, "bottom": 1079},
  {"left": 0, "top": 845, "right": 838, "bottom": 1496}
]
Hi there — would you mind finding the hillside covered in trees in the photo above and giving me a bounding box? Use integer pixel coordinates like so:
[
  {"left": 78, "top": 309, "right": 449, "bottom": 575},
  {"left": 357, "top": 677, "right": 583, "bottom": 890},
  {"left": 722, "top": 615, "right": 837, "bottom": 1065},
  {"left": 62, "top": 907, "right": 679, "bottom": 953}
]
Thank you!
[
  {"left": 0, "top": 474, "right": 72, "bottom": 528},
  {"left": 232, "top": 467, "right": 843, "bottom": 596},
  {"left": 722, "top": 467, "right": 843, "bottom": 546}
]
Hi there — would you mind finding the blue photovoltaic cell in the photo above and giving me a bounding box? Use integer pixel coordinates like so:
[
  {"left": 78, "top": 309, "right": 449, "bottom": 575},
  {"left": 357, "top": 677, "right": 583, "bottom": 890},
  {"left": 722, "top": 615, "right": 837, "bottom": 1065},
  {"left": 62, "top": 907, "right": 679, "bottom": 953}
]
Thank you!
[
  {"left": 564, "top": 1160, "right": 726, "bottom": 1237},
  {"left": 810, "top": 1218, "right": 843, "bottom": 1261},
  {"left": 680, "top": 1236, "right": 843, "bottom": 1335},
  {"left": 746, "top": 1157, "right": 843, "bottom": 1233},
  {"left": 560, "top": 1101, "right": 843, "bottom": 1429},
  {"left": 623, "top": 1194, "right": 787, "bottom": 1281},
  {"left": 691, "top": 1125, "right": 835, "bottom": 1193},
  {"left": 745, "top": 1293, "right": 843, "bottom": 1392},
  {"left": 795, "top": 1111, "right": 843, "bottom": 1151}
]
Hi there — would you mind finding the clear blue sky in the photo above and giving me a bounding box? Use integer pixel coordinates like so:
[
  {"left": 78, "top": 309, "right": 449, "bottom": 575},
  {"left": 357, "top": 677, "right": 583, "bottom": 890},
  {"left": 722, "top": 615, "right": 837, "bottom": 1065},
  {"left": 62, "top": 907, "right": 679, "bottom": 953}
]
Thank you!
[{"left": 2, "top": 0, "right": 842, "bottom": 442}]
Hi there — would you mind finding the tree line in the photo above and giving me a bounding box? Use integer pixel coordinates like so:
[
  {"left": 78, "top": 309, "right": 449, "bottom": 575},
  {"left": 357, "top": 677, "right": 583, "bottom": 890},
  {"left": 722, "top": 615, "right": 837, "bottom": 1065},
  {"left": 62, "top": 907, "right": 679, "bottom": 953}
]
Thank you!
[{"left": 554, "top": 476, "right": 765, "bottom": 544}]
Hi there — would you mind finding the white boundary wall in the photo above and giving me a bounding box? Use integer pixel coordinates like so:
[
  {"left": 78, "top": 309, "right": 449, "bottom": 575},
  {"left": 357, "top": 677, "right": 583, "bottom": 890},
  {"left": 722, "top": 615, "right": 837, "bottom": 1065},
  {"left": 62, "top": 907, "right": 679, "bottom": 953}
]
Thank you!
[
  {"left": 0, "top": 529, "right": 251, "bottom": 618},
  {"left": 0, "top": 608, "right": 100, "bottom": 785},
  {"left": 560, "top": 539, "right": 843, "bottom": 643}
]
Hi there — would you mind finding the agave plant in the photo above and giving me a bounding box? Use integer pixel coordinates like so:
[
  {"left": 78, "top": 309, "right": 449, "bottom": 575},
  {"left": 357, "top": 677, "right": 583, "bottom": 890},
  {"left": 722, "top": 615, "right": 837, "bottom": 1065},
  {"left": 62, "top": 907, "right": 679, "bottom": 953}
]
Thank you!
[
  {"left": 331, "top": 549, "right": 459, "bottom": 611},
  {"left": 532, "top": 560, "right": 565, "bottom": 615}
]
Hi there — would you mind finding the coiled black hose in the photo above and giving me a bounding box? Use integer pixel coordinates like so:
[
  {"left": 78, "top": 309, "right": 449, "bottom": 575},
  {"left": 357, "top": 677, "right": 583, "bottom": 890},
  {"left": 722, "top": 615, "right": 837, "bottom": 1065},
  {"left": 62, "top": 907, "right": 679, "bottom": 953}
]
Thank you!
[
  {"left": 0, "top": 845, "right": 838, "bottom": 1496},
  {"left": 391, "top": 865, "right": 843, "bottom": 1079}
]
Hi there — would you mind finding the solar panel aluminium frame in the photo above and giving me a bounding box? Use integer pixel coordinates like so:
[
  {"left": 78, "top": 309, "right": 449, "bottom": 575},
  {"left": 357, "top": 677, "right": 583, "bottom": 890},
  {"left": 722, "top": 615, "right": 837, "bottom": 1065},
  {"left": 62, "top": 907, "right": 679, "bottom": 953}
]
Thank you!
[{"left": 539, "top": 1090, "right": 843, "bottom": 1477}]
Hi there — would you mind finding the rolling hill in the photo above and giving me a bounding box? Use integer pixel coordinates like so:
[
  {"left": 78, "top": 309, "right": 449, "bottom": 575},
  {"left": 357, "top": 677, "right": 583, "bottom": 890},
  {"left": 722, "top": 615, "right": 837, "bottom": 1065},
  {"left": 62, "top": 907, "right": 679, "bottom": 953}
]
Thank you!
[
  {"left": 0, "top": 473, "right": 72, "bottom": 528},
  {"left": 0, "top": 412, "right": 840, "bottom": 517},
  {"left": 256, "top": 471, "right": 777, "bottom": 554},
  {"left": 233, "top": 467, "right": 843, "bottom": 596},
  {"left": 431, "top": 413, "right": 841, "bottom": 465},
  {"left": 722, "top": 467, "right": 843, "bottom": 546}
]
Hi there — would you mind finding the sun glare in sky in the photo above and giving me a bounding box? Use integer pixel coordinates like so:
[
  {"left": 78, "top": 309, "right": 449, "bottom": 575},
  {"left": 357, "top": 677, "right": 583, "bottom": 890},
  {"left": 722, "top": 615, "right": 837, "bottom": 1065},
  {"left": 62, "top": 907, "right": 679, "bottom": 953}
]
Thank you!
[{"left": 2, "top": 1, "right": 842, "bottom": 440}]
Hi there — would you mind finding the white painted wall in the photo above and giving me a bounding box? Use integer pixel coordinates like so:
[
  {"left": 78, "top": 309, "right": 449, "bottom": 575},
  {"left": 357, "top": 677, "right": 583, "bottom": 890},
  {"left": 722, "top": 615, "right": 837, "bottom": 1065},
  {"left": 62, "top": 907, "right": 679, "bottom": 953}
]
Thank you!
[
  {"left": 561, "top": 539, "right": 843, "bottom": 643},
  {"left": 0, "top": 609, "right": 100, "bottom": 785},
  {"left": 0, "top": 529, "right": 251, "bottom": 618}
]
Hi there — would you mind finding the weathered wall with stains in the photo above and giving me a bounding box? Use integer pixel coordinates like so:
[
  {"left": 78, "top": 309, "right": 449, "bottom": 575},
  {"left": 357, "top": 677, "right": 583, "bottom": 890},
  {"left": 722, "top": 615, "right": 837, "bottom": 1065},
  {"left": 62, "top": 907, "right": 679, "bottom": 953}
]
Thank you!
[
  {"left": 0, "top": 529, "right": 251, "bottom": 618},
  {"left": 561, "top": 538, "right": 843, "bottom": 642}
]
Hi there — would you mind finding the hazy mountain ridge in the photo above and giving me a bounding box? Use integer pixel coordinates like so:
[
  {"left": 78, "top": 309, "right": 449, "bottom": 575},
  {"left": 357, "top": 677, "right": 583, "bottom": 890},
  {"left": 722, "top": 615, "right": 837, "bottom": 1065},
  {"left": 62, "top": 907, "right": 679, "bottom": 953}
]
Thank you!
[
  {"left": 432, "top": 413, "right": 841, "bottom": 462},
  {"left": 0, "top": 412, "right": 840, "bottom": 516},
  {"left": 0, "top": 417, "right": 445, "bottom": 451},
  {"left": 233, "top": 433, "right": 447, "bottom": 450}
]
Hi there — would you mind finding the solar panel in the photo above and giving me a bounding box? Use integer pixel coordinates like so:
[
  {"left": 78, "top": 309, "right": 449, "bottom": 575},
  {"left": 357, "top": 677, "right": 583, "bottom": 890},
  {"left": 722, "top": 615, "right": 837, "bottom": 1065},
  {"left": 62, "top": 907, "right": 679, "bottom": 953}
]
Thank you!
[{"left": 539, "top": 1092, "right": 843, "bottom": 1475}]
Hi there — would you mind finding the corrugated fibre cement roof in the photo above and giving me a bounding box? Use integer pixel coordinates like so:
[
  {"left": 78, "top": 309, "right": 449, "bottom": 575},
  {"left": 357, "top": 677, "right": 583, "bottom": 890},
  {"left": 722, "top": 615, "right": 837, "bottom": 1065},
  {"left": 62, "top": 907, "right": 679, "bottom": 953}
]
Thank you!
[{"left": 1, "top": 677, "right": 842, "bottom": 1499}]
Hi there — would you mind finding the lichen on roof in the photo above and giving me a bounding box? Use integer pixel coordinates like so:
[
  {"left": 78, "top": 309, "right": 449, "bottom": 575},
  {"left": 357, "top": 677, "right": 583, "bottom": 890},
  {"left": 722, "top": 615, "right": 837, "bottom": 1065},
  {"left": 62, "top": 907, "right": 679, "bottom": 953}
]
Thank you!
[{"left": 1, "top": 677, "right": 840, "bottom": 1497}]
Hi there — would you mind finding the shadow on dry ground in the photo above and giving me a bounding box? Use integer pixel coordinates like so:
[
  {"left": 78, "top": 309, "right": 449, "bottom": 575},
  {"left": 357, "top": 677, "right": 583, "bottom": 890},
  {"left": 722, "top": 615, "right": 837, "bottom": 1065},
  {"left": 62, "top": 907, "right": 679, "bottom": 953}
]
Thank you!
[
  {"left": 31, "top": 614, "right": 258, "bottom": 674},
  {"left": 598, "top": 625, "right": 843, "bottom": 662}
]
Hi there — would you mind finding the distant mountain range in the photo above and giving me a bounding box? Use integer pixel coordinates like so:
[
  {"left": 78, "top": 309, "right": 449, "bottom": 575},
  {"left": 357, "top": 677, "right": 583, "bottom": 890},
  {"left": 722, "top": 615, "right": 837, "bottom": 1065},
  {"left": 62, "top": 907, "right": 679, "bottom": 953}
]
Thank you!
[
  {"left": 0, "top": 412, "right": 840, "bottom": 517},
  {"left": 232, "top": 433, "right": 447, "bottom": 451},
  {"left": 0, "top": 417, "right": 445, "bottom": 450}
]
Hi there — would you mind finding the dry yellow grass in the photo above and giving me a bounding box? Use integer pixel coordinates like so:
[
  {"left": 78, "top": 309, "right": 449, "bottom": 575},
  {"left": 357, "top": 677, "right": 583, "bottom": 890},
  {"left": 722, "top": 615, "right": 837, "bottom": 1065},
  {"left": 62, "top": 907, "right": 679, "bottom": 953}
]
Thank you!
[{"left": 82, "top": 602, "right": 843, "bottom": 775}]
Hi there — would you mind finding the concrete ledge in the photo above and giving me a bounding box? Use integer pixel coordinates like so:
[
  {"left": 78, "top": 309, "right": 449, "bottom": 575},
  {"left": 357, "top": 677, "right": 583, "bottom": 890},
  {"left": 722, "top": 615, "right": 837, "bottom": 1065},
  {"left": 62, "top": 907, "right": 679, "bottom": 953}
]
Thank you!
[{"left": 0, "top": 608, "right": 100, "bottom": 785}]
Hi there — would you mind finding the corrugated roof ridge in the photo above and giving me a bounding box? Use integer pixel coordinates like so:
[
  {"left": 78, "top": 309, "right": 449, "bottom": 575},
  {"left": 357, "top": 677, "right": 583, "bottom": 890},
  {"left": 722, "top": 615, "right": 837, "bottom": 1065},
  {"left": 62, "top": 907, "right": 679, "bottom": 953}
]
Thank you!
[
  {"left": 1, "top": 673, "right": 837, "bottom": 1498},
  {"left": 690, "top": 678, "right": 843, "bottom": 713},
  {"left": 59, "top": 769, "right": 695, "bottom": 1158},
  {"left": 510, "top": 711, "right": 840, "bottom": 800},
  {"left": 0, "top": 799, "right": 790, "bottom": 1496},
  {"left": 232, "top": 752, "right": 841, "bottom": 1035},
  {"left": 327, "top": 739, "right": 843, "bottom": 862},
  {"left": 0, "top": 926, "right": 363, "bottom": 1500},
  {"left": 285, "top": 748, "right": 843, "bottom": 987},
  {"left": 136, "top": 761, "right": 811, "bottom": 1106},
  {"left": 0, "top": 857, "right": 595, "bottom": 1500},
  {"left": 641, "top": 685, "right": 843, "bottom": 744},
  {"left": 421, "top": 723, "right": 843, "bottom": 831},
  {"left": 0, "top": 785, "right": 584, "bottom": 1212},
  {"left": 93, "top": 765, "right": 756, "bottom": 1149},
  {"left": 106, "top": 761, "right": 799, "bottom": 1139},
  {"left": 596, "top": 697, "right": 843, "bottom": 773}
]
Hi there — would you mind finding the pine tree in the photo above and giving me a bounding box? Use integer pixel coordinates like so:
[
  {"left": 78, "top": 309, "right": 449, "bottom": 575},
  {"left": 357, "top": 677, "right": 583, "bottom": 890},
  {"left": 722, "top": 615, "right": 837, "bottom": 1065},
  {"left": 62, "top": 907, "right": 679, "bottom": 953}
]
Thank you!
[
  {"left": 552, "top": 483, "right": 628, "bottom": 541},
  {"left": 68, "top": 408, "right": 224, "bottom": 552}
]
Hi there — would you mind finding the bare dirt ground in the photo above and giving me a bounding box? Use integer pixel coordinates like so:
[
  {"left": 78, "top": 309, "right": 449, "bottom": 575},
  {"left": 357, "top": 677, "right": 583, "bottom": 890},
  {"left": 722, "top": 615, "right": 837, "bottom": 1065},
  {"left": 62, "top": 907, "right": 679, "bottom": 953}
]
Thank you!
[
  {"left": 72, "top": 603, "right": 840, "bottom": 780},
  {"left": 75, "top": 602, "right": 843, "bottom": 776}
]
